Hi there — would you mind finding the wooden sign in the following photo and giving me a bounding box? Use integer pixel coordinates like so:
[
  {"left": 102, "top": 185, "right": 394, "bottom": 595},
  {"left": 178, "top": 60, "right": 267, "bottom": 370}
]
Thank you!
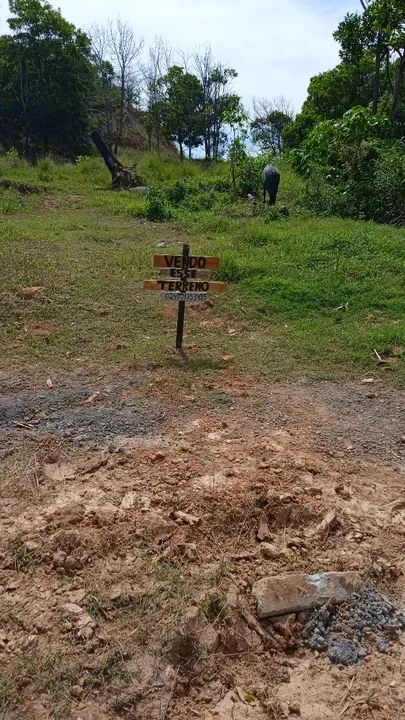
[
  {"left": 144, "top": 280, "right": 226, "bottom": 293},
  {"left": 159, "top": 268, "right": 211, "bottom": 279},
  {"left": 153, "top": 254, "right": 220, "bottom": 270},
  {"left": 144, "top": 244, "right": 227, "bottom": 350}
]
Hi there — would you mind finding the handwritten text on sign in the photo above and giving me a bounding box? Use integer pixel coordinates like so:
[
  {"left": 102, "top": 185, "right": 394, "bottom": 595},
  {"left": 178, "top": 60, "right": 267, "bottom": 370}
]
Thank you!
[
  {"left": 144, "top": 280, "right": 226, "bottom": 293},
  {"left": 153, "top": 255, "right": 220, "bottom": 270}
]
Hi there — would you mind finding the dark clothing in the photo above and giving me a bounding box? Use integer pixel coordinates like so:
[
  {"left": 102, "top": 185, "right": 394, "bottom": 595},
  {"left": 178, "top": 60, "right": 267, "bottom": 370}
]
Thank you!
[{"left": 262, "top": 164, "right": 280, "bottom": 205}]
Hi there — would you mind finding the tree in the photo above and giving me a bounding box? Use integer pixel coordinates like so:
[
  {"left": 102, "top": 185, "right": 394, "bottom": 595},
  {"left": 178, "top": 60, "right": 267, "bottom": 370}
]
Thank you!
[
  {"left": 141, "top": 37, "right": 172, "bottom": 151},
  {"left": 251, "top": 97, "right": 294, "bottom": 154},
  {"left": 334, "top": 1, "right": 405, "bottom": 132},
  {"left": 193, "top": 47, "right": 240, "bottom": 160},
  {"left": 106, "top": 20, "right": 143, "bottom": 153},
  {"left": 156, "top": 65, "right": 203, "bottom": 159},
  {"left": 3, "top": 0, "right": 97, "bottom": 157}
]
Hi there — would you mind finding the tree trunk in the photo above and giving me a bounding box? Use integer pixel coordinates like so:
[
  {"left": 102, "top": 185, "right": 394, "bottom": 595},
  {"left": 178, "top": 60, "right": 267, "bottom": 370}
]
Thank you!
[
  {"left": 372, "top": 31, "right": 382, "bottom": 114},
  {"left": 188, "top": 146, "right": 192, "bottom": 159},
  {"left": 390, "top": 52, "right": 405, "bottom": 136}
]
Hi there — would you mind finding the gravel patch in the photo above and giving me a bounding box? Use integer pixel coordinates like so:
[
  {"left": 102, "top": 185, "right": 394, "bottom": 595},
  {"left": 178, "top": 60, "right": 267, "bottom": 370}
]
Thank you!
[{"left": 305, "top": 588, "right": 405, "bottom": 665}]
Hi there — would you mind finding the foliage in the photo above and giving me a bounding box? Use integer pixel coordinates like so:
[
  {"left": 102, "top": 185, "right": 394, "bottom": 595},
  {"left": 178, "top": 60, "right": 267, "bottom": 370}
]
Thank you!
[
  {"left": 293, "top": 107, "right": 404, "bottom": 223},
  {"left": 1, "top": 0, "right": 98, "bottom": 158},
  {"left": 144, "top": 187, "right": 172, "bottom": 221},
  {"left": 155, "top": 66, "right": 203, "bottom": 159}
]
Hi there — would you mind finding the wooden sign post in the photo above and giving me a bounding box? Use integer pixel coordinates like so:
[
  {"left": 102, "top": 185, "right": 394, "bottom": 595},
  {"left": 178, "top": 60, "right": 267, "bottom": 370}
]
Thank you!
[{"left": 143, "top": 244, "right": 227, "bottom": 350}]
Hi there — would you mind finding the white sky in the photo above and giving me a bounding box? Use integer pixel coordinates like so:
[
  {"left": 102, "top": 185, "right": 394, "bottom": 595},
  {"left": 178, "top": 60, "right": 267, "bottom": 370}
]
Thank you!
[{"left": 0, "top": 0, "right": 360, "bottom": 113}]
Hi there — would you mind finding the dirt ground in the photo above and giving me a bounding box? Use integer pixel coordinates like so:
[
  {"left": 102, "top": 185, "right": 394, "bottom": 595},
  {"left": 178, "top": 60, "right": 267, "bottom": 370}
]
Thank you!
[{"left": 1, "top": 364, "right": 404, "bottom": 720}]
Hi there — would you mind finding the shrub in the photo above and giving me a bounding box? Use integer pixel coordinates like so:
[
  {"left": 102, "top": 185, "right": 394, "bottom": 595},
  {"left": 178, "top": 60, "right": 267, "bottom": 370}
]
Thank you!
[
  {"left": 36, "top": 157, "right": 55, "bottom": 182},
  {"left": 145, "top": 188, "right": 172, "bottom": 221},
  {"left": 293, "top": 107, "right": 404, "bottom": 224}
]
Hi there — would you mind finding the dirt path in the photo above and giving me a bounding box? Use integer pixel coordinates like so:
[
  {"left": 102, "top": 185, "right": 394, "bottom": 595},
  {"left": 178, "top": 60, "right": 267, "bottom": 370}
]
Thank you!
[{"left": 1, "top": 366, "right": 404, "bottom": 719}]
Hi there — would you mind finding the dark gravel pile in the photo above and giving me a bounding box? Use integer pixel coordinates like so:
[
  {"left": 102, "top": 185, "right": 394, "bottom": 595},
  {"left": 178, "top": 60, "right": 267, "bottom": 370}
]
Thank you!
[
  {"left": 0, "top": 384, "right": 163, "bottom": 449},
  {"left": 43, "top": 399, "right": 161, "bottom": 448},
  {"left": 305, "top": 588, "right": 405, "bottom": 665}
]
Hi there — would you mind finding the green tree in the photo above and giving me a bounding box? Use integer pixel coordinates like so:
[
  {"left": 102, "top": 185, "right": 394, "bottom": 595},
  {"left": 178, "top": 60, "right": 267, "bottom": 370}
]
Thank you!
[
  {"left": 251, "top": 98, "right": 294, "bottom": 154},
  {"left": 156, "top": 65, "right": 203, "bottom": 160},
  {"left": 2, "top": 0, "right": 97, "bottom": 157},
  {"left": 193, "top": 48, "right": 240, "bottom": 160}
]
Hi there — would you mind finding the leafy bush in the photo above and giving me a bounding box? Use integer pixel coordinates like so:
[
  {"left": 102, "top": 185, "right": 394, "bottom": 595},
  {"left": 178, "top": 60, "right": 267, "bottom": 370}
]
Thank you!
[
  {"left": 144, "top": 188, "right": 172, "bottom": 221},
  {"left": 0, "top": 189, "right": 23, "bottom": 214},
  {"left": 293, "top": 107, "right": 404, "bottom": 224},
  {"left": 36, "top": 157, "right": 55, "bottom": 182}
]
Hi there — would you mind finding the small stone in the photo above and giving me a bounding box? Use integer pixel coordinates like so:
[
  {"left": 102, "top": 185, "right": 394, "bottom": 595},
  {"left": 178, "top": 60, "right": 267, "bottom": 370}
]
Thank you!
[
  {"left": 70, "top": 684, "right": 83, "bottom": 699},
  {"left": 151, "top": 451, "right": 165, "bottom": 462},
  {"left": 63, "top": 602, "right": 85, "bottom": 615},
  {"left": 53, "top": 550, "right": 67, "bottom": 568},
  {"left": 289, "top": 703, "right": 301, "bottom": 716},
  {"left": 334, "top": 484, "right": 351, "bottom": 500},
  {"left": 376, "top": 638, "right": 390, "bottom": 654},
  {"left": 24, "top": 540, "right": 40, "bottom": 552},
  {"left": 120, "top": 491, "right": 137, "bottom": 510},
  {"left": 260, "top": 543, "right": 287, "bottom": 560},
  {"left": 64, "top": 555, "right": 84, "bottom": 572}
]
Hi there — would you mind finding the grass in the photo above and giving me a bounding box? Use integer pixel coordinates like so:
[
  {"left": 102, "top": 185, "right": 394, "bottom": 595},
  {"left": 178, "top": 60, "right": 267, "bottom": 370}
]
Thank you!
[{"left": 0, "top": 150, "right": 403, "bottom": 381}]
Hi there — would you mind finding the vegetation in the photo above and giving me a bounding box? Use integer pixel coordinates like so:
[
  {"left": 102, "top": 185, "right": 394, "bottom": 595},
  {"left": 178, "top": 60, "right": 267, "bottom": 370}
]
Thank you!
[{"left": 0, "top": 151, "right": 403, "bottom": 381}]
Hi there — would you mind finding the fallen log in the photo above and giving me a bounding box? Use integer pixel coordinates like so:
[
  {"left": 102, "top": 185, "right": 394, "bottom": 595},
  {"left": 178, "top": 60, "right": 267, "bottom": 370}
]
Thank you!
[{"left": 90, "top": 130, "right": 145, "bottom": 190}]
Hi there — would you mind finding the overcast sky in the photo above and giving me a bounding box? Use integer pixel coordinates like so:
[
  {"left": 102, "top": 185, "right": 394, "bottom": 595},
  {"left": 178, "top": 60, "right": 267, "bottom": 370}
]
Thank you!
[{"left": 0, "top": 0, "right": 360, "bottom": 112}]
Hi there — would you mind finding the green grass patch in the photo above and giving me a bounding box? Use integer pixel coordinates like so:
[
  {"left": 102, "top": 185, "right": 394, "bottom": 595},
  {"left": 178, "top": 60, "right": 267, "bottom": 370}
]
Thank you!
[{"left": 0, "top": 151, "right": 403, "bottom": 381}]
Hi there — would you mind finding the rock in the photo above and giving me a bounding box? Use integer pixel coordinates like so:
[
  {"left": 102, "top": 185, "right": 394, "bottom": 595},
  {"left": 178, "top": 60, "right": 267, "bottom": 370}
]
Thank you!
[
  {"left": 81, "top": 456, "right": 108, "bottom": 475},
  {"left": 178, "top": 606, "right": 220, "bottom": 658},
  {"left": 256, "top": 513, "right": 271, "bottom": 542},
  {"left": 19, "top": 286, "right": 45, "bottom": 299},
  {"left": 120, "top": 491, "right": 137, "bottom": 510},
  {"left": 173, "top": 510, "right": 200, "bottom": 526},
  {"left": 334, "top": 484, "right": 351, "bottom": 500},
  {"left": 53, "top": 550, "right": 67, "bottom": 568},
  {"left": 151, "top": 451, "right": 165, "bottom": 462},
  {"left": 24, "top": 540, "right": 40, "bottom": 552},
  {"left": 309, "top": 510, "right": 339, "bottom": 538},
  {"left": 64, "top": 555, "right": 84, "bottom": 572},
  {"left": 43, "top": 463, "right": 76, "bottom": 482},
  {"left": 252, "top": 571, "right": 362, "bottom": 619},
  {"left": 94, "top": 503, "right": 118, "bottom": 527},
  {"left": 260, "top": 543, "right": 287, "bottom": 560},
  {"left": 376, "top": 638, "right": 390, "bottom": 653},
  {"left": 361, "top": 377, "right": 375, "bottom": 384},
  {"left": 70, "top": 685, "right": 83, "bottom": 699},
  {"left": 289, "top": 703, "right": 301, "bottom": 716},
  {"left": 327, "top": 641, "right": 364, "bottom": 666},
  {"left": 63, "top": 602, "right": 85, "bottom": 615}
]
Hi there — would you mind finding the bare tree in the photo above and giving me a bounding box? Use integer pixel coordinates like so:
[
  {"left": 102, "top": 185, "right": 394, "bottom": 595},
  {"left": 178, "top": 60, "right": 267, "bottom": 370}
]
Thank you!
[
  {"left": 141, "top": 37, "right": 172, "bottom": 151},
  {"left": 106, "top": 19, "right": 144, "bottom": 153},
  {"left": 90, "top": 23, "right": 109, "bottom": 66},
  {"left": 251, "top": 96, "right": 295, "bottom": 154}
]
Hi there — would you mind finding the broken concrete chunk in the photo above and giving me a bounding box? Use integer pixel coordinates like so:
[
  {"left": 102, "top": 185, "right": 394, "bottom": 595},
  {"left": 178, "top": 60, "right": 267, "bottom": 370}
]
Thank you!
[
  {"left": 252, "top": 571, "right": 362, "bottom": 619},
  {"left": 173, "top": 510, "right": 200, "bottom": 526}
]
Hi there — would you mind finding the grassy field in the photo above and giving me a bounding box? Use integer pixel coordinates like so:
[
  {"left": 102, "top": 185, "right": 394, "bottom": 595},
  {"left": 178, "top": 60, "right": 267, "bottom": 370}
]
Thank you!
[{"left": 0, "top": 151, "right": 403, "bottom": 381}]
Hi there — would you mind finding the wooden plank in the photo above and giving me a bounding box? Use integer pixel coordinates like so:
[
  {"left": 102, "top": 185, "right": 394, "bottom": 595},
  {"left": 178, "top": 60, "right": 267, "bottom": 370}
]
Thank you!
[
  {"left": 160, "top": 292, "right": 208, "bottom": 302},
  {"left": 144, "top": 279, "right": 227, "bottom": 293},
  {"left": 159, "top": 268, "right": 212, "bottom": 279},
  {"left": 153, "top": 254, "right": 220, "bottom": 270}
]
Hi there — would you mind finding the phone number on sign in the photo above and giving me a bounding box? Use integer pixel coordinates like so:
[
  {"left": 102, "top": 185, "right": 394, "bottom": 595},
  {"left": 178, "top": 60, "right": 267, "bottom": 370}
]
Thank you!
[{"left": 160, "top": 292, "right": 208, "bottom": 302}]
